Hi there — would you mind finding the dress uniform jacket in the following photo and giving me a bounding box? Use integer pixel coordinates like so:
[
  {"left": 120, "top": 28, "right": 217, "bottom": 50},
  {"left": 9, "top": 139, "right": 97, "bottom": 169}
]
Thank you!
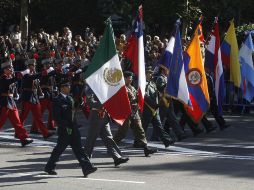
[
  {"left": 40, "top": 74, "right": 54, "bottom": 100},
  {"left": 53, "top": 93, "right": 75, "bottom": 130},
  {"left": 45, "top": 93, "right": 93, "bottom": 173},
  {"left": 0, "top": 74, "right": 29, "bottom": 141},
  {"left": 0, "top": 75, "right": 18, "bottom": 109},
  {"left": 21, "top": 73, "right": 41, "bottom": 104}
]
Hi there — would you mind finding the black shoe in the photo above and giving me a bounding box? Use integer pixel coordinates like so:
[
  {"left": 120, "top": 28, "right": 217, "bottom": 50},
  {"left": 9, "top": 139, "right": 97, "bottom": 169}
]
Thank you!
[
  {"left": 206, "top": 126, "right": 217, "bottom": 133},
  {"left": 114, "top": 157, "right": 129, "bottom": 167},
  {"left": 47, "top": 127, "right": 56, "bottom": 131},
  {"left": 43, "top": 132, "right": 54, "bottom": 140},
  {"left": 178, "top": 133, "right": 189, "bottom": 141},
  {"left": 164, "top": 139, "right": 175, "bottom": 148},
  {"left": 44, "top": 168, "right": 57, "bottom": 175},
  {"left": 133, "top": 142, "right": 145, "bottom": 148},
  {"left": 21, "top": 138, "right": 33, "bottom": 147},
  {"left": 144, "top": 147, "right": 158, "bottom": 157},
  {"left": 30, "top": 130, "right": 40, "bottom": 134},
  {"left": 220, "top": 124, "right": 230, "bottom": 130},
  {"left": 193, "top": 129, "right": 204, "bottom": 137},
  {"left": 83, "top": 166, "right": 97, "bottom": 177},
  {"left": 150, "top": 136, "right": 160, "bottom": 141}
]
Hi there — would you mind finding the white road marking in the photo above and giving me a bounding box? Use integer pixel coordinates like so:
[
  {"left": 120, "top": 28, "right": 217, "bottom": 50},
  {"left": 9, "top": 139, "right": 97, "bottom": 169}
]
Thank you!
[
  {"left": 77, "top": 177, "right": 145, "bottom": 184},
  {"left": 0, "top": 171, "right": 39, "bottom": 178},
  {"left": 176, "top": 142, "right": 254, "bottom": 149}
]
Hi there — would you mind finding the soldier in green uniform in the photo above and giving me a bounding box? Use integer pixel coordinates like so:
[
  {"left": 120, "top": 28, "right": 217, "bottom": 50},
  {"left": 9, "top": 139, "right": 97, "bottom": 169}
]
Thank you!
[
  {"left": 113, "top": 71, "right": 157, "bottom": 157},
  {"left": 151, "top": 66, "right": 188, "bottom": 141},
  {"left": 142, "top": 66, "right": 174, "bottom": 147}
]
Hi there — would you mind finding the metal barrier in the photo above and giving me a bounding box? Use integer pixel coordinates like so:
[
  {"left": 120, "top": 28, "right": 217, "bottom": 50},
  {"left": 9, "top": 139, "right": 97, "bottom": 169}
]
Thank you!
[{"left": 223, "top": 80, "right": 254, "bottom": 113}]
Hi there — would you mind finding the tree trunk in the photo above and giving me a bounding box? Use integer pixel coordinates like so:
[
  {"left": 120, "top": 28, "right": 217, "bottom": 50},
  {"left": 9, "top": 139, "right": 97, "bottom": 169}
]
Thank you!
[
  {"left": 181, "top": 0, "right": 189, "bottom": 41},
  {"left": 20, "top": 0, "right": 28, "bottom": 39}
]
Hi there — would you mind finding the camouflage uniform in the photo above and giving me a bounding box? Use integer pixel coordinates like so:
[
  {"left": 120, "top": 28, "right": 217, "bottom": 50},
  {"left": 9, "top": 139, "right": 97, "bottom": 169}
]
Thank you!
[{"left": 113, "top": 84, "right": 147, "bottom": 148}]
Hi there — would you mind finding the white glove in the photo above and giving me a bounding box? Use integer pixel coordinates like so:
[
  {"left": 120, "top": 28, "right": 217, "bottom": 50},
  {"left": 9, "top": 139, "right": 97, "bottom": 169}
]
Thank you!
[
  {"left": 14, "top": 93, "right": 19, "bottom": 101},
  {"left": 39, "top": 93, "right": 45, "bottom": 99},
  {"left": 46, "top": 67, "right": 54, "bottom": 73},
  {"left": 75, "top": 69, "right": 82, "bottom": 74},
  {"left": 21, "top": 69, "right": 30, "bottom": 76},
  {"left": 62, "top": 64, "right": 70, "bottom": 70}
]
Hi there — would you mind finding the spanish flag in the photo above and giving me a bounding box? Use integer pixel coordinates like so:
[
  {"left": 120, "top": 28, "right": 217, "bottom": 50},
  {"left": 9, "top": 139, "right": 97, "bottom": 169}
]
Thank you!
[
  {"left": 221, "top": 19, "right": 241, "bottom": 87},
  {"left": 184, "top": 27, "right": 210, "bottom": 123}
]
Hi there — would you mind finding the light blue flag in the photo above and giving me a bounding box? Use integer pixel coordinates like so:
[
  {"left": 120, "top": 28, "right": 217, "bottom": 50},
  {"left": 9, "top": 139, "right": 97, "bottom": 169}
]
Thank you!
[{"left": 239, "top": 32, "right": 254, "bottom": 102}]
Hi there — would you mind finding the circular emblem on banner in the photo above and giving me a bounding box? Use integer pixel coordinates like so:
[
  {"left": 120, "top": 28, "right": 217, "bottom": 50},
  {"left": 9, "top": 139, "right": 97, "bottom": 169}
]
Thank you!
[
  {"left": 103, "top": 68, "right": 122, "bottom": 86},
  {"left": 186, "top": 68, "right": 202, "bottom": 86}
]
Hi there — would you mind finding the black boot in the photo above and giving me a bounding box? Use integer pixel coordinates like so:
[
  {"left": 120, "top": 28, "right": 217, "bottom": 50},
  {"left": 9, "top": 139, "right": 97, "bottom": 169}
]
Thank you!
[
  {"left": 220, "top": 123, "right": 231, "bottom": 130},
  {"left": 163, "top": 138, "right": 175, "bottom": 148},
  {"left": 21, "top": 138, "right": 33, "bottom": 147},
  {"left": 44, "top": 167, "right": 57, "bottom": 175},
  {"left": 144, "top": 147, "right": 158, "bottom": 157},
  {"left": 114, "top": 157, "right": 129, "bottom": 167},
  {"left": 82, "top": 166, "right": 97, "bottom": 177}
]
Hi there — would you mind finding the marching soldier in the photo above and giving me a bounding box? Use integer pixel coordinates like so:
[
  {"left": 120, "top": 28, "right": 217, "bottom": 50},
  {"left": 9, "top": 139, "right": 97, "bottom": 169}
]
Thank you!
[
  {"left": 153, "top": 66, "right": 188, "bottom": 141},
  {"left": 0, "top": 60, "right": 33, "bottom": 147},
  {"left": 20, "top": 58, "right": 53, "bottom": 139},
  {"left": 70, "top": 57, "right": 86, "bottom": 127},
  {"left": 142, "top": 66, "right": 175, "bottom": 147},
  {"left": 31, "top": 58, "right": 55, "bottom": 131},
  {"left": 53, "top": 58, "right": 71, "bottom": 89},
  {"left": 84, "top": 86, "right": 129, "bottom": 167},
  {"left": 45, "top": 80, "right": 97, "bottom": 177},
  {"left": 204, "top": 71, "right": 230, "bottom": 130},
  {"left": 113, "top": 71, "right": 157, "bottom": 157}
]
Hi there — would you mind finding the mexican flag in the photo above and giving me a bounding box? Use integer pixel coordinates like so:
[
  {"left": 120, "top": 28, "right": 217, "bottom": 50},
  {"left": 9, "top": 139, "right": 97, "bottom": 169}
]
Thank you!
[{"left": 84, "top": 19, "right": 131, "bottom": 125}]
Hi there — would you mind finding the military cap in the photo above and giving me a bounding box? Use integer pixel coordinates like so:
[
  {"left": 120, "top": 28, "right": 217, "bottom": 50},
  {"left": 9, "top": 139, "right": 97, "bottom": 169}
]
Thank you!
[
  {"left": 124, "top": 71, "right": 134, "bottom": 78},
  {"left": 25, "top": 59, "right": 36, "bottom": 66},
  {"left": 145, "top": 66, "right": 153, "bottom": 73},
  {"left": 59, "top": 79, "right": 71, "bottom": 87},
  {"left": 41, "top": 58, "right": 51, "bottom": 64},
  {"left": 54, "top": 58, "right": 63, "bottom": 64},
  {"left": 1, "top": 60, "right": 13, "bottom": 69},
  {"left": 73, "top": 56, "right": 81, "bottom": 64}
]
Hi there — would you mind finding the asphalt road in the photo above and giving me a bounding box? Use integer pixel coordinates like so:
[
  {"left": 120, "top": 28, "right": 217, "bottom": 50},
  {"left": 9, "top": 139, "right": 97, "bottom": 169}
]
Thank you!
[{"left": 0, "top": 112, "right": 254, "bottom": 190}]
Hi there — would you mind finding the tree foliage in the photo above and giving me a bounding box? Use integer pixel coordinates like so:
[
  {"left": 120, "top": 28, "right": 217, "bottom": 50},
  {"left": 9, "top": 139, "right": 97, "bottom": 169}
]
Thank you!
[{"left": 0, "top": 0, "right": 253, "bottom": 40}]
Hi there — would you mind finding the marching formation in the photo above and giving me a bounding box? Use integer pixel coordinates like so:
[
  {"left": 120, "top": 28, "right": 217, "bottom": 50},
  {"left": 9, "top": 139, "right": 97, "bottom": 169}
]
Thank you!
[{"left": 2, "top": 5, "right": 254, "bottom": 178}]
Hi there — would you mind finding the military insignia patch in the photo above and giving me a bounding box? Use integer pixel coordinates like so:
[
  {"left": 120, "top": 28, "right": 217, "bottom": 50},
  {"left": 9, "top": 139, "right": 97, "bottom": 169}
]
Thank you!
[
  {"left": 186, "top": 69, "right": 202, "bottom": 86},
  {"left": 103, "top": 68, "right": 122, "bottom": 86}
]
